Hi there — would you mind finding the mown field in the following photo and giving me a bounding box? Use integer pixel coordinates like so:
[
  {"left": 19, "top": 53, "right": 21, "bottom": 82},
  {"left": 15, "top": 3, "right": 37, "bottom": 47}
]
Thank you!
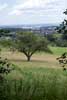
[{"left": 0, "top": 47, "right": 67, "bottom": 100}]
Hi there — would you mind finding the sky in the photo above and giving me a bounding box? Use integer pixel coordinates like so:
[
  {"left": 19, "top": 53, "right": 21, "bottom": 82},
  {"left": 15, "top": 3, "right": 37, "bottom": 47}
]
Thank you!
[{"left": 0, "top": 0, "right": 66, "bottom": 25}]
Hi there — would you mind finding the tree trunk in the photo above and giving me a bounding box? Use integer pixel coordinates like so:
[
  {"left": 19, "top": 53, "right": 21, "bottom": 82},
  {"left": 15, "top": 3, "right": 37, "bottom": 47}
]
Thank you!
[{"left": 27, "top": 56, "right": 31, "bottom": 61}]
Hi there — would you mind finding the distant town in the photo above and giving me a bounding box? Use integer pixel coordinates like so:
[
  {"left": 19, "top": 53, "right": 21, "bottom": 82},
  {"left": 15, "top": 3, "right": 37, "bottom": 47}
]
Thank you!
[{"left": 0, "top": 24, "right": 58, "bottom": 36}]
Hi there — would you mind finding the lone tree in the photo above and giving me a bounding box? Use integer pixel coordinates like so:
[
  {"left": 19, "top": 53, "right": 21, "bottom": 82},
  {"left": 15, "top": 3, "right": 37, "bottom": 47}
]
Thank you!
[
  {"left": 0, "top": 32, "right": 51, "bottom": 61},
  {"left": 13, "top": 32, "right": 51, "bottom": 61},
  {"left": 0, "top": 31, "right": 51, "bottom": 61}
]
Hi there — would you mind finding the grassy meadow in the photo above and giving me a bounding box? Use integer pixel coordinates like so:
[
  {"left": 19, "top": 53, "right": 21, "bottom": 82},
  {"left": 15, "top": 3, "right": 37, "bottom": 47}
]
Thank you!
[{"left": 0, "top": 47, "right": 67, "bottom": 100}]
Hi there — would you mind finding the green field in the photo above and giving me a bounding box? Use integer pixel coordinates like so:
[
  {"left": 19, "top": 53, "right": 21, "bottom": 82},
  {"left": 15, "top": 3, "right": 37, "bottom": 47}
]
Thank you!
[
  {"left": 50, "top": 46, "right": 67, "bottom": 55},
  {"left": 0, "top": 47, "right": 67, "bottom": 100}
]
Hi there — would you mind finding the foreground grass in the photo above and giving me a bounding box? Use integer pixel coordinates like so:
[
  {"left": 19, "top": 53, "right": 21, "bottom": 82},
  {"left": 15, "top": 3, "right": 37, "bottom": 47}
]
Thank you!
[
  {"left": 0, "top": 67, "right": 67, "bottom": 100},
  {"left": 0, "top": 46, "right": 67, "bottom": 100}
]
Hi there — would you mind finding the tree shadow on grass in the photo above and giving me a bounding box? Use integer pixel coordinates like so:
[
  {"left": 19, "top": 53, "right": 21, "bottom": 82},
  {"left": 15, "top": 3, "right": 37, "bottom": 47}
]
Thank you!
[{"left": 8, "top": 58, "right": 48, "bottom": 63}]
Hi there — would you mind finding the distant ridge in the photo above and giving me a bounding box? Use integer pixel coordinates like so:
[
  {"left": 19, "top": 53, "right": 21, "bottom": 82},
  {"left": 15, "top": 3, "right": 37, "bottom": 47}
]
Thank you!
[{"left": 0, "top": 23, "right": 59, "bottom": 29}]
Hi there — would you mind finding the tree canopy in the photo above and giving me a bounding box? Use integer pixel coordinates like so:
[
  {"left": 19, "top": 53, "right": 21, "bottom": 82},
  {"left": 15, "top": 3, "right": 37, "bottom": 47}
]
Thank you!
[{"left": 14, "top": 32, "right": 51, "bottom": 61}]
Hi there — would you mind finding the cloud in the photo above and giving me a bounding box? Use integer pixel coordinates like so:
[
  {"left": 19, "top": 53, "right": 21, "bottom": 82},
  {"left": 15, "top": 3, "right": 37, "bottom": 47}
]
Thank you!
[
  {"left": 0, "top": 0, "right": 65, "bottom": 25},
  {"left": 9, "top": 0, "right": 58, "bottom": 15},
  {"left": 9, "top": 9, "right": 22, "bottom": 15},
  {"left": 14, "top": 0, "right": 48, "bottom": 9},
  {"left": 0, "top": 3, "right": 8, "bottom": 11}
]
